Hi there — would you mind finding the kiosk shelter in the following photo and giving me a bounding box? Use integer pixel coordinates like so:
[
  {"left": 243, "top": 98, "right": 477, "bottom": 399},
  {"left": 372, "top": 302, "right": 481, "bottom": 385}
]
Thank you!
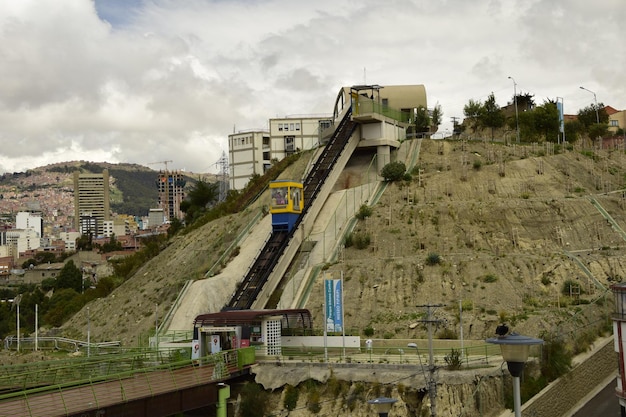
[{"left": 192, "top": 309, "right": 313, "bottom": 357}]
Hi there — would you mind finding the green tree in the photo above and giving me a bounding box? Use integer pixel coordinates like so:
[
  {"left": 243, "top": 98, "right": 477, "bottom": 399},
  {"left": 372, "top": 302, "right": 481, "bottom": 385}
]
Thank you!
[
  {"left": 431, "top": 103, "right": 443, "bottom": 132},
  {"left": 564, "top": 119, "right": 584, "bottom": 143},
  {"left": 463, "top": 99, "right": 483, "bottom": 133},
  {"left": 480, "top": 93, "right": 505, "bottom": 140},
  {"left": 540, "top": 332, "right": 572, "bottom": 380},
  {"left": 43, "top": 288, "right": 82, "bottom": 327},
  {"left": 167, "top": 217, "right": 184, "bottom": 237},
  {"left": 588, "top": 123, "right": 609, "bottom": 141},
  {"left": 55, "top": 260, "right": 83, "bottom": 293},
  {"left": 181, "top": 179, "right": 219, "bottom": 224},
  {"left": 577, "top": 103, "right": 608, "bottom": 129},
  {"left": 534, "top": 100, "right": 560, "bottom": 142},
  {"left": 100, "top": 234, "right": 123, "bottom": 253},
  {"left": 238, "top": 382, "right": 269, "bottom": 417},
  {"left": 76, "top": 233, "right": 93, "bottom": 251},
  {"left": 381, "top": 161, "right": 407, "bottom": 182},
  {"left": 414, "top": 105, "right": 430, "bottom": 136}
]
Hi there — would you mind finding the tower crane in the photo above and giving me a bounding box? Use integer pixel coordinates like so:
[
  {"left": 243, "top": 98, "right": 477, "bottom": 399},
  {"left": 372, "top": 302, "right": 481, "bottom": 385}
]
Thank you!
[{"left": 148, "top": 160, "right": 173, "bottom": 173}]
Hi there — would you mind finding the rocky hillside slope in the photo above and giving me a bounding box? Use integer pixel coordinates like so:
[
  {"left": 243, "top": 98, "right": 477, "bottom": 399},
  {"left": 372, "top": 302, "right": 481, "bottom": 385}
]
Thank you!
[
  {"left": 61, "top": 139, "right": 625, "bottom": 348},
  {"left": 310, "top": 139, "right": 624, "bottom": 342}
]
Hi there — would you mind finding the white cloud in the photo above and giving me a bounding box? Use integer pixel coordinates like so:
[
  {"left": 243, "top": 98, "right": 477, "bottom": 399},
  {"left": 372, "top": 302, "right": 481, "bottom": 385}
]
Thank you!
[{"left": 0, "top": 0, "right": 624, "bottom": 174}]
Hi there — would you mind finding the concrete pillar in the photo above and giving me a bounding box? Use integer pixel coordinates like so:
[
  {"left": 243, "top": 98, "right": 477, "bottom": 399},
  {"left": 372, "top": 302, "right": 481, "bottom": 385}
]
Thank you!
[{"left": 377, "top": 145, "right": 391, "bottom": 173}]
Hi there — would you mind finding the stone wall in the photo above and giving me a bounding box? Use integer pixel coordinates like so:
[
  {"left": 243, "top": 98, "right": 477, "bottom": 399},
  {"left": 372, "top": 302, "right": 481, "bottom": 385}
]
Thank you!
[{"left": 519, "top": 336, "right": 616, "bottom": 417}]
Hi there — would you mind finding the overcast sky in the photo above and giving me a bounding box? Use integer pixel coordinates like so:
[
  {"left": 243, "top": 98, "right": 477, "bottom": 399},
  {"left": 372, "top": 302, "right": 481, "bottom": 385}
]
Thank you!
[{"left": 0, "top": 0, "right": 624, "bottom": 175}]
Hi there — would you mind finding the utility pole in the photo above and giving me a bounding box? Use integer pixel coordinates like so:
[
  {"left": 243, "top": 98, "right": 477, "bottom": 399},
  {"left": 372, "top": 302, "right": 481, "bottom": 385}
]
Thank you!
[
  {"left": 450, "top": 116, "right": 460, "bottom": 139},
  {"left": 417, "top": 303, "right": 445, "bottom": 417}
]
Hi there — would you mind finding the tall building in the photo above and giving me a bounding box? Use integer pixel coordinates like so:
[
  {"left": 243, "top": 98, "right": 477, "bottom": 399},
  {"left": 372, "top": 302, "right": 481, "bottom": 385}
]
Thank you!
[
  {"left": 156, "top": 172, "right": 186, "bottom": 222},
  {"left": 73, "top": 170, "right": 110, "bottom": 237}
]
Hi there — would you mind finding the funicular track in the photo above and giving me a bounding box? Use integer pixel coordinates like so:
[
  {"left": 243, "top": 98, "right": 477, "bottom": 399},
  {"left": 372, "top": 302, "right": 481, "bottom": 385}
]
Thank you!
[{"left": 226, "top": 107, "right": 357, "bottom": 310}]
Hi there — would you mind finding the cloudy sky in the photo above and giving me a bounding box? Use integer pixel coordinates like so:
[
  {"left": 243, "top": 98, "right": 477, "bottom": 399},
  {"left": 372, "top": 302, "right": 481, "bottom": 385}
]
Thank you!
[{"left": 0, "top": 0, "right": 624, "bottom": 174}]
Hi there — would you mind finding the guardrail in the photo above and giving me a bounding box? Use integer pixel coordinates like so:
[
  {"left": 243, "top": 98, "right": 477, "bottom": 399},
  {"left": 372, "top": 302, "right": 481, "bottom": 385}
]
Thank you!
[
  {"left": 0, "top": 347, "right": 255, "bottom": 401},
  {"left": 3, "top": 336, "right": 120, "bottom": 353},
  {"left": 276, "top": 343, "right": 509, "bottom": 368}
]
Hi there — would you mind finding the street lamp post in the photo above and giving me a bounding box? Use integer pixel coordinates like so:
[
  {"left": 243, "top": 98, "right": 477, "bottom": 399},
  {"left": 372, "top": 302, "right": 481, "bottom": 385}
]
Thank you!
[
  {"left": 508, "top": 76, "right": 520, "bottom": 143},
  {"left": 580, "top": 86, "right": 600, "bottom": 124},
  {"left": 486, "top": 331, "right": 543, "bottom": 417},
  {"left": 368, "top": 397, "right": 397, "bottom": 417}
]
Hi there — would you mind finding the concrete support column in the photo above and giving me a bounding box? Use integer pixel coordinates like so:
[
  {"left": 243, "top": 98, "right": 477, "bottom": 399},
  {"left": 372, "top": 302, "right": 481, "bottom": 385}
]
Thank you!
[{"left": 377, "top": 145, "right": 391, "bottom": 173}]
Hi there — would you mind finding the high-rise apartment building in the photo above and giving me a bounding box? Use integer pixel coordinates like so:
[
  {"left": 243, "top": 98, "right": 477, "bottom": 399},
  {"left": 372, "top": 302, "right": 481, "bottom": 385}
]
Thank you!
[
  {"left": 73, "top": 170, "right": 110, "bottom": 237},
  {"left": 156, "top": 172, "right": 186, "bottom": 222}
]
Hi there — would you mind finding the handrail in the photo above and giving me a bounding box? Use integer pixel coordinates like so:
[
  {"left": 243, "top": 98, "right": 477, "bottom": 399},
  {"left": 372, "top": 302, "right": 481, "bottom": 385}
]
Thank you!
[{"left": 0, "top": 347, "right": 255, "bottom": 403}]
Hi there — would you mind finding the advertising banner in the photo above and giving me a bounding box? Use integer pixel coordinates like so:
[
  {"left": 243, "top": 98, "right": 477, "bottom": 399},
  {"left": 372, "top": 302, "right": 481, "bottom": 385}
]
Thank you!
[{"left": 325, "top": 278, "right": 343, "bottom": 332}]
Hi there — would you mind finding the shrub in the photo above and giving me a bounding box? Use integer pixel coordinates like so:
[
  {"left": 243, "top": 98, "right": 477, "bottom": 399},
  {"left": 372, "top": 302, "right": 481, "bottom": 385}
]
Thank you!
[
  {"left": 562, "top": 279, "right": 583, "bottom": 296},
  {"left": 480, "top": 274, "right": 498, "bottom": 283},
  {"left": 444, "top": 348, "right": 463, "bottom": 370},
  {"left": 353, "top": 232, "right": 371, "bottom": 249},
  {"left": 473, "top": 160, "right": 482, "bottom": 170},
  {"left": 381, "top": 161, "right": 407, "bottom": 182},
  {"left": 283, "top": 384, "right": 299, "bottom": 411},
  {"left": 425, "top": 253, "right": 441, "bottom": 265},
  {"left": 306, "top": 388, "right": 321, "bottom": 413},
  {"left": 363, "top": 326, "right": 374, "bottom": 337},
  {"left": 344, "top": 233, "right": 354, "bottom": 248},
  {"left": 437, "top": 327, "right": 457, "bottom": 339},
  {"left": 355, "top": 204, "right": 373, "bottom": 220}
]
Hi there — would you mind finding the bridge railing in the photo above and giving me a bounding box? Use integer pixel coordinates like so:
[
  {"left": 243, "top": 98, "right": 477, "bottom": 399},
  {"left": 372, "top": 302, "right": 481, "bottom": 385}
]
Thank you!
[
  {"left": 0, "top": 346, "right": 255, "bottom": 395},
  {"left": 0, "top": 347, "right": 256, "bottom": 416}
]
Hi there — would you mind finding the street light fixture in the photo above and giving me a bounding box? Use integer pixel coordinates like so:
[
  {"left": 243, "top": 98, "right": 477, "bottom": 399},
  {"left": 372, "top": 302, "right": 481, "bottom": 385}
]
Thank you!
[
  {"left": 579, "top": 86, "right": 600, "bottom": 124},
  {"left": 508, "top": 76, "right": 520, "bottom": 143},
  {"left": 368, "top": 397, "right": 397, "bottom": 417},
  {"left": 486, "top": 330, "right": 543, "bottom": 417}
]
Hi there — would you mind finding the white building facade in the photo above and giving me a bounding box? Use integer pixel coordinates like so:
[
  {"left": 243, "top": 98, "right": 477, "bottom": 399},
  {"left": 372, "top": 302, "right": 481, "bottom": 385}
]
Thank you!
[
  {"left": 268, "top": 116, "right": 332, "bottom": 162},
  {"left": 16, "top": 212, "right": 43, "bottom": 239},
  {"left": 228, "top": 130, "right": 271, "bottom": 191}
]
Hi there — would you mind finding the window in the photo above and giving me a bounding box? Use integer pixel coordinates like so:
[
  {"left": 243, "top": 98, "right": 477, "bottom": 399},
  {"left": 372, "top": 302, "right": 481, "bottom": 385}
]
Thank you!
[
  {"left": 382, "top": 98, "right": 388, "bottom": 107},
  {"left": 285, "top": 136, "right": 295, "bottom": 153},
  {"left": 271, "top": 187, "right": 288, "bottom": 208},
  {"left": 278, "top": 123, "right": 283, "bottom": 131},
  {"left": 611, "top": 120, "right": 619, "bottom": 127},
  {"left": 290, "top": 123, "right": 295, "bottom": 131},
  {"left": 319, "top": 120, "right": 332, "bottom": 130},
  {"left": 295, "top": 123, "right": 301, "bottom": 131}
]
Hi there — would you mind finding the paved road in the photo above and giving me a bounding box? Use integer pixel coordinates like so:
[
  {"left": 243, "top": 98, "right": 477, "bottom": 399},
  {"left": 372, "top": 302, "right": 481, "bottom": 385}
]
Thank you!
[{"left": 572, "top": 380, "right": 622, "bottom": 417}]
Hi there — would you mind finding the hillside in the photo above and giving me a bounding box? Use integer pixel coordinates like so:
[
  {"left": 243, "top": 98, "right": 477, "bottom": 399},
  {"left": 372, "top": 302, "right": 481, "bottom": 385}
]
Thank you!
[
  {"left": 310, "top": 139, "right": 625, "bottom": 342},
  {"left": 59, "top": 140, "right": 625, "bottom": 347},
  {"left": 0, "top": 161, "right": 213, "bottom": 221}
]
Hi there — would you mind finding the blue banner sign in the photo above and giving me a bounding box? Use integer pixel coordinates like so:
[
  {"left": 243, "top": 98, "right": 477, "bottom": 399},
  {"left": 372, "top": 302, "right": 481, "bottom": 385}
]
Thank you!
[{"left": 325, "top": 279, "right": 343, "bottom": 332}]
